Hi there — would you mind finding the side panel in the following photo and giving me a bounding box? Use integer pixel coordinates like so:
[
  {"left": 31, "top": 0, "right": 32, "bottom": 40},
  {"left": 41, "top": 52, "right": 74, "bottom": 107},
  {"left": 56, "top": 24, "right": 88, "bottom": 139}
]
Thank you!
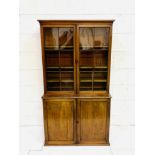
[
  {"left": 77, "top": 98, "right": 110, "bottom": 145},
  {"left": 43, "top": 98, "right": 76, "bottom": 145}
]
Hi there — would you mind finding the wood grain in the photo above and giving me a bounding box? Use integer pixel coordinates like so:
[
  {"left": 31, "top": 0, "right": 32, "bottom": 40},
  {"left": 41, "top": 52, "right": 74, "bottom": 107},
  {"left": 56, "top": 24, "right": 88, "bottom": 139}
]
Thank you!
[
  {"left": 44, "top": 99, "right": 75, "bottom": 144},
  {"left": 77, "top": 99, "right": 110, "bottom": 144}
]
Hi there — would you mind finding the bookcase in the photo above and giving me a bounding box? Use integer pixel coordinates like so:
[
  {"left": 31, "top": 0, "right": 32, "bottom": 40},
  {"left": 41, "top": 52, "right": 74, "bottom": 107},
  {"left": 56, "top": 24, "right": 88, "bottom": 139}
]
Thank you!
[{"left": 38, "top": 20, "right": 114, "bottom": 145}]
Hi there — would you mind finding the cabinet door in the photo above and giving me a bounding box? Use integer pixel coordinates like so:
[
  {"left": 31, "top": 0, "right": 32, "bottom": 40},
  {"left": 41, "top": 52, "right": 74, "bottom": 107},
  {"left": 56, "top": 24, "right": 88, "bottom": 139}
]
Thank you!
[
  {"left": 43, "top": 99, "right": 76, "bottom": 145},
  {"left": 77, "top": 26, "right": 111, "bottom": 93},
  {"left": 43, "top": 26, "right": 76, "bottom": 93},
  {"left": 77, "top": 99, "right": 110, "bottom": 144}
]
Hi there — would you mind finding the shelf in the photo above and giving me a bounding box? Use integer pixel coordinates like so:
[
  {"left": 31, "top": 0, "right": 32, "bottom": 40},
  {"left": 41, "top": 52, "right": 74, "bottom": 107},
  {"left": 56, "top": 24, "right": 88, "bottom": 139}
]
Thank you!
[
  {"left": 80, "top": 79, "right": 107, "bottom": 82},
  {"left": 80, "top": 48, "right": 108, "bottom": 52},
  {"left": 80, "top": 46, "right": 108, "bottom": 49},
  {"left": 45, "top": 48, "right": 73, "bottom": 52},
  {"left": 60, "top": 46, "right": 73, "bottom": 49},
  {"left": 61, "top": 86, "right": 74, "bottom": 88},
  {"left": 46, "top": 66, "right": 73, "bottom": 69},
  {"left": 61, "top": 80, "right": 74, "bottom": 82},
  {"left": 94, "top": 66, "right": 108, "bottom": 69},
  {"left": 47, "top": 80, "right": 74, "bottom": 83},
  {"left": 80, "top": 86, "right": 92, "bottom": 88},
  {"left": 45, "top": 46, "right": 73, "bottom": 48},
  {"left": 80, "top": 80, "right": 92, "bottom": 82},
  {"left": 94, "top": 79, "right": 107, "bottom": 82},
  {"left": 47, "top": 80, "right": 59, "bottom": 82},
  {"left": 80, "top": 66, "right": 108, "bottom": 69},
  {"left": 47, "top": 71, "right": 73, "bottom": 73}
]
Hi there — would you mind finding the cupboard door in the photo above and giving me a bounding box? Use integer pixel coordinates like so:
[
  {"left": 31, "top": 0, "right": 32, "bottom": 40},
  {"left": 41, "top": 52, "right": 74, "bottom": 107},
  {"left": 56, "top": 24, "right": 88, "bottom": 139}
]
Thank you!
[
  {"left": 77, "top": 99, "right": 110, "bottom": 144},
  {"left": 44, "top": 99, "right": 76, "bottom": 145}
]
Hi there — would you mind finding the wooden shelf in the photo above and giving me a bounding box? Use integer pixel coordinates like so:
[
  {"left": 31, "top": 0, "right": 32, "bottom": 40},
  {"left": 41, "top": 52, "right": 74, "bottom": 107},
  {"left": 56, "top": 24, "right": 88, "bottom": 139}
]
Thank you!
[
  {"left": 46, "top": 66, "right": 73, "bottom": 69},
  {"left": 80, "top": 48, "right": 108, "bottom": 52},
  {"left": 47, "top": 80, "right": 59, "bottom": 82},
  {"left": 80, "top": 45, "right": 108, "bottom": 49},
  {"left": 94, "top": 66, "right": 108, "bottom": 69},
  {"left": 80, "top": 80, "right": 92, "bottom": 82},
  {"left": 80, "top": 66, "right": 108, "bottom": 69},
  {"left": 46, "top": 70, "right": 73, "bottom": 73},
  {"left": 45, "top": 48, "right": 73, "bottom": 52},
  {"left": 80, "top": 87, "right": 92, "bottom": 88},
  {"left": 44, "top": 46, "right": 73, "bottom": 49},
  {"left": 47, "top": 80, "right": 74, "bottom": 83},
  {"left": 80, "top": 79, "right": 107, "bottom": 82},
  {"left": 94, "top": 79, "right": 107, "bottom": 82},
  {"left": 61, "top": 80, "right": 74, "bottom": 82}
]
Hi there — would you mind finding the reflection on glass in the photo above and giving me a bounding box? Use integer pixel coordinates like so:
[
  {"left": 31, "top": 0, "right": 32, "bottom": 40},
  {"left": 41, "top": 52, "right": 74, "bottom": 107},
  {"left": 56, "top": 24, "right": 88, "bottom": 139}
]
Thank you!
[
  {"left": 80, "top": 27, "right": 109, "bottom": 49},
  {"left": 59, "top": 28, "right": 73, "bottom": 49},
  {"left": 79, "top": 27, "right": 109, "bottom": 91},
  {"left": 44, "top": 28, "right": 59, "bottom": 49},
  {"left": 80, "top": 28, "right": 94, "bottom": 49},
  {"left": 44, "top": 27, "right": 74, "bottom": 91},
  {"left": 94, "top": 28, "right": 109, "bottom": 48},
  {"left": 94, "top": 28, "right": 104, "bottom": 48}
]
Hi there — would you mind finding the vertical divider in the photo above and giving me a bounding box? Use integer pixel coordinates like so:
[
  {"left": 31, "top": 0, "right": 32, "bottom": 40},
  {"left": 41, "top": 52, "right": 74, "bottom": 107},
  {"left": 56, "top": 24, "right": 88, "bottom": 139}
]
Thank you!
[
  {"left": 73, "top": 27, "right": 77, "bottom": 91},
  {"left": 58, "top": 28, "right": 61, "bottom": 91},
  {"left": 76, "top": 25, "right": 80, "bottom": 93},
  {"left": 92, "top": 28, "right": 95, "bottom": 91}
]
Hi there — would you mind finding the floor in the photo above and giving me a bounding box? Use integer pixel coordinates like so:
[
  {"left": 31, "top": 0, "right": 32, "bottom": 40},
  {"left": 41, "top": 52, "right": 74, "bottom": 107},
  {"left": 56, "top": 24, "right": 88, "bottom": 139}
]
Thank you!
[{"left": 21, "top": 125, "right": 134, "bottom": 155}]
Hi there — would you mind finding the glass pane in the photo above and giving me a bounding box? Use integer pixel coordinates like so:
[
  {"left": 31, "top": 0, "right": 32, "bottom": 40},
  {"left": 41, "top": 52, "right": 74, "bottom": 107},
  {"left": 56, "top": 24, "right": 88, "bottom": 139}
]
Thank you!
[
  {"left": 80, "top": 51, "right": 93, "bottom": 67},
  {"left": 44, "top": 27, "right": 74, "bottom": 91},
  {"left": 93, "top": 82, "right": 106, "bottom": 91},
  {"left": 94, "top": 51, "right": 108, "bottom": 67},
  {"left": 60, "top": 51, "right": 73, "bottom": 67},
  {"left": 45, "top": 52, "right": 59, "bottom": 67},
  {"left": 44, "top": 28, "right": 59, "bottom": 49},
  {"left": 79, "top": 27, "right": 109, "bottom": 91},
  {"left": 80, "top": 28, "right": 94, "bottom": 49},
  {"left": 61, "top": 68, "right": 74, "bottom": 91},
  {"left": 59, "top": 28, "right": 73, "bottom": 49},
  {"left": 94, "top": 28, "right": 109, "bottom": 48},
  {"left": 47, "top": 82, "right": 60, "bottom": 91}
]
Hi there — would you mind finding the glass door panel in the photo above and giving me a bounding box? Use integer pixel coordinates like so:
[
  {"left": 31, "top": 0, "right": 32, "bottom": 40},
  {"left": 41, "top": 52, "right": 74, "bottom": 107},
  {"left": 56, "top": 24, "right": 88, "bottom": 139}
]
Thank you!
[
  {"left": 44, "top": 28, "right": 59, "bottom": 49},
  {"left": 59, "top": 28, "right": 73, "bottom": 49},
  {"left": 94, "top": 28, "right": 109, "bottom": 48},
  {"left": 44, "top": 27, "right": 74, "bottom": 91},
  {"left": 79, "top": 27, "right": 110, "bottom": 92},
  {"left": 80, "top": 28, "right": 94, "bottom": 50}
]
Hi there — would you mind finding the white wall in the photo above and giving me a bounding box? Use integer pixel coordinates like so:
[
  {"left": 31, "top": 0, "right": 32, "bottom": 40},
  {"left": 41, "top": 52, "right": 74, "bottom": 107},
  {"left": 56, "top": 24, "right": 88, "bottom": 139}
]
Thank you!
[{"left": 20, "top": 0, "right": 134, "bottom": 155}]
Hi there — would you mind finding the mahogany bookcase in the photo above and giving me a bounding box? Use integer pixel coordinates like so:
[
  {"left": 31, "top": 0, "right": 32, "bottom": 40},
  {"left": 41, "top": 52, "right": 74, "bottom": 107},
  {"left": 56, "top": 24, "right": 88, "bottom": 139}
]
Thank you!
[{"left": 38, "top": 20, "right": 114, "bottom": 145}]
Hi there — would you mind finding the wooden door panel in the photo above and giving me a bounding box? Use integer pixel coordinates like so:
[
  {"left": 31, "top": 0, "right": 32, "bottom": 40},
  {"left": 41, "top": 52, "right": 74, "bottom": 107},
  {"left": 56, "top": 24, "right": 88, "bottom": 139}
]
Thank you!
[
  {"left": 78, "top": 99, "right": 110, "bottom": 144},
  {"left": 44, "top": 99, "right": 75, "bottom": 144}
]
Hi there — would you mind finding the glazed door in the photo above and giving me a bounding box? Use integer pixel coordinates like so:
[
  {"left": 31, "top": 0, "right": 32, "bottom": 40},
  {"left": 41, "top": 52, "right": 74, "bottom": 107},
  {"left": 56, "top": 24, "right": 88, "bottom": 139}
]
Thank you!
[
  {"left": 44, "top": 99, "right": 76, "bottom": 145},
  {"left": 77, "top": 99, "right": 110, "bottom": 144},
  {"left": 43, "top": 25, "right": 76, "bottom": 93},
  {"left": 77, "top": 25, "right": 111, "bottom": 94}
]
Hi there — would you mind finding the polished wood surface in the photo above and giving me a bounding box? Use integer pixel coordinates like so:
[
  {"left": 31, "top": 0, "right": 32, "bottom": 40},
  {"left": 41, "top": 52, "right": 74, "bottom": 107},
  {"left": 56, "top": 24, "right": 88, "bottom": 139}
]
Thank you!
[
  {"left": 44, "top": 99, "right": 75, "bottom": 144},
  {"left": 38, "top": 20, "right": 114, "bottom": 145},
  {"left": 77, "top": 99, "right": 110, "bottom": 144}
]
